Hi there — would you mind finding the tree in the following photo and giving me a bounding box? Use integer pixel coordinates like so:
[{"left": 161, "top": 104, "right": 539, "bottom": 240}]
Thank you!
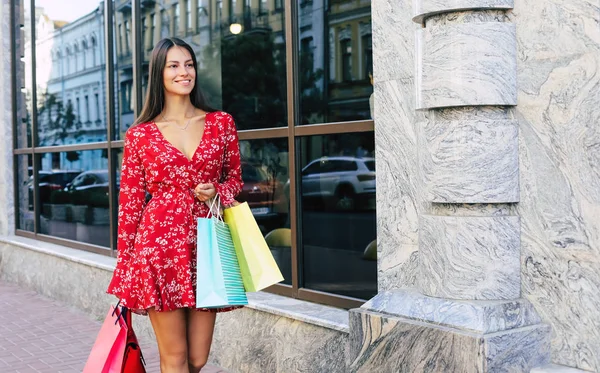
[{"left": 37, "top": 92, "right": 83, "bottom": 147}]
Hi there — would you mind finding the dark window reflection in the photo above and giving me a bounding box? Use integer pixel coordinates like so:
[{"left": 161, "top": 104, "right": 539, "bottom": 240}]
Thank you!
[
  {"left": 299, "top": 132, "right": 376, "bottom": 299},
  {"left": 139, "top": 0, "right": 287, "bottom": 131},
  {"left": 38, "top": 150, "right": 111, "bottom": 247},
  {"left": 238, "top": 139, "right": 291, "bottom": 285},
  {"left": 298, "top": 1, "right": 373, "bottom": 124},
  {"left": 32, "top": 1, "right": 108, "bottom": 145},
  {"left": 115, "top": 0, "right": 134, "bottom": 140},
  {"left": 19, "top": 0, "right": 33, "bottom": 148},
  {"left": 17, "top": 155, "right": 34, "bottom": 231}
]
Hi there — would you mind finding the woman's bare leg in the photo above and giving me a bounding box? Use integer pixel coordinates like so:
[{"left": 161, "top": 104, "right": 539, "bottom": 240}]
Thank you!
[
  {"left": 148, "top": 308, "right": 189, "bottom": 373},
  {"left": 186, "top": 309, "right": 217, "bottom": 373}
]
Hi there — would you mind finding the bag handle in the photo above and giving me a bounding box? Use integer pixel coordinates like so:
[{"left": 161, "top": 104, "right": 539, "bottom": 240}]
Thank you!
[{"left": 206, "top": 194, "right": 223, "bottom": 221}]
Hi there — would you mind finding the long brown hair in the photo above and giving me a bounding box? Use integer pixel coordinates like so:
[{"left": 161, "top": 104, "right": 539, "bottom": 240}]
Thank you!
[{"left": 134, "top": 37, "right": 216, "bottom": 126}]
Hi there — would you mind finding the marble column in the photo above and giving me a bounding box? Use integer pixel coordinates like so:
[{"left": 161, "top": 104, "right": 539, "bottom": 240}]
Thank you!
[{"left": 349, "top": 1, "right": 551, "bottom": 371}]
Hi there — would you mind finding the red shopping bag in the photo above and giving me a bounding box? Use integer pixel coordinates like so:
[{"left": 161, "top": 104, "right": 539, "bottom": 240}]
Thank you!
[
  {"left": 83, "top": 305, "right": 128, "bottom": 373},
  {"left": 84, "top": 304, "right": 146, "bottom": 373},
  {"left": 121, "top": 307, "right": 146, "bottom": 373}
]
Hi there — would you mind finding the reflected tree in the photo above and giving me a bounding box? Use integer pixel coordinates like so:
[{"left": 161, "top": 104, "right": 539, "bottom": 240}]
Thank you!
[{"left": 37, "top": 92, "right": 83, "bottom": 147}]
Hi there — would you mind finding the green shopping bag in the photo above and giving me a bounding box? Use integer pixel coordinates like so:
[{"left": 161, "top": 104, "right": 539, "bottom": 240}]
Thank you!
[{"left": 196, "top": 197, "right": 248, "bottom": 308}]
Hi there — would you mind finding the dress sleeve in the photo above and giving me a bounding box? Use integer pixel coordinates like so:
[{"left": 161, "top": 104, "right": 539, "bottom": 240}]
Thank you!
[
  {"left": 116, "top": 130, "right": 146, "bottom": 262},
  {"left": 213, "top": 113, "right": 243, "bottom": 206}
]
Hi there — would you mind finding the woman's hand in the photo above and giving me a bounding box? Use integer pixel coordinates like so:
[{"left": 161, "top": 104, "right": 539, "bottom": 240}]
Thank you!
[
  {"left": 194, "top": 183, "right": 217, "bottom": 202},
  {"left": 225, "top": 200, "right": 240, "bottom": 208}
]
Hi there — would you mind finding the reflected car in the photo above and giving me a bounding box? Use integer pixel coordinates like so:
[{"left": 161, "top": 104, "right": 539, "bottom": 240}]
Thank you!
[
  {"left": 237, "top": 162, "right": 286, "bottom": 230},
  {"left": 65, "top": 170, "right": 115, "bottom": 207},
  {"left": 27, "top": 170, "right": 82, "bottom": 208},
  {"left": 297, "top": 156, "right": 376, "bottom": 211}
]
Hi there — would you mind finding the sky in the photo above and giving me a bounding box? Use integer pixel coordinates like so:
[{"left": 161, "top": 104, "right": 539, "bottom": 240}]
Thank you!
[{"left": 35, "top": 0, "right": 100, "bottom": 23}]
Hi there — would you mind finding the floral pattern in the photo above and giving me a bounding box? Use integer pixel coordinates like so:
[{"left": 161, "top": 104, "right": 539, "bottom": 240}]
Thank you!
[{"left": 107, "top": 111, "right": 243, "bottom": 314}]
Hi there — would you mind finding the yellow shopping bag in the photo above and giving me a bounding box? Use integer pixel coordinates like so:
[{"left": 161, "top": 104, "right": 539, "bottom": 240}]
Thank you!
[{"left": 224, "top": 202, "right": 284, "bottom": 292}]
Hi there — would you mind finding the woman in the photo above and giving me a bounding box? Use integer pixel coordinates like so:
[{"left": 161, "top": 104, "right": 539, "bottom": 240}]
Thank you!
[{"left": 107, "top": 38, "right": 243, "bottom": 373}]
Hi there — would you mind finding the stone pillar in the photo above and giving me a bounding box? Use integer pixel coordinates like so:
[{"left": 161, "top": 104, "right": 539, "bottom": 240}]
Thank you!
[
  {"left": 348, "top": 1, "right": 551, "bottom": 371},
  {"left": 0, "top": 0, "right": 15, "bottom": 236}
]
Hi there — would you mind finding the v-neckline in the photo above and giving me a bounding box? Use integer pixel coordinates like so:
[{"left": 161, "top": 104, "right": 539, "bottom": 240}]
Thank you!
[{"left": 152, "top": 112, "right": 211, "bottom": 162}]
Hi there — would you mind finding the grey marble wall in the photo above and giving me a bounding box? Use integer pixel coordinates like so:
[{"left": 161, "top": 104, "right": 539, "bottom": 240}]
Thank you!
[
  {"left": 373, "top": 0, "right": 423, "bottom": 291},
  {"left": 413, "top": 0, "right": 514, "bottom": 22},
  {"left": 212, "top": 308, "right": 348, "bottom": 373},
  {"left": 0, "top": 0, "right": 14, "bottom": 236},
  {"left": 513, "top": 0, "right": 600, "bottom": 369},
  {"left": 416, "top": 22, "right": 517, "bottom": 109},
  {"left": 418, "top": 215, "right": 521, "bottom": 300},
  {"left": 348, "top": 309, "right": 550, "bottom": 373},
  {"left": 373, "top": 0, "right": 600, "bottom": 370}
]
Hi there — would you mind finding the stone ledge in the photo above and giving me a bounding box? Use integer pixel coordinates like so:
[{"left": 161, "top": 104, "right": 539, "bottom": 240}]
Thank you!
[
  {"left": 0, "top": 235, "right": 349, "bottom": 333},
  {"left": 531, "top": 364, "right": 593, "bottom": 373}
]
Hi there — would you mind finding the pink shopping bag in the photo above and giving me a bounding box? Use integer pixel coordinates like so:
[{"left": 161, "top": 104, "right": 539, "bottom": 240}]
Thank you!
[{"left": 83, "top": 305, "right": 128, "bottom": 373}]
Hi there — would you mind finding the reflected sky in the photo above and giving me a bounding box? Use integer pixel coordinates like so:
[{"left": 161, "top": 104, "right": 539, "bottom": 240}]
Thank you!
[{"left": 36, "top": 0, "right": 99, "bottom": 22}]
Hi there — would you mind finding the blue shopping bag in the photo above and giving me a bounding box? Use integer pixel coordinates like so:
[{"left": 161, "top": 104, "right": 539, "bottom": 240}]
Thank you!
[{"left": 196, "top": 198, "right": 248, "bottom": 308}]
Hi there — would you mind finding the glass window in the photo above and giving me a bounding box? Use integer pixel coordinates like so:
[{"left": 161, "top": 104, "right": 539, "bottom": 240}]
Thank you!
[
  {"left": 173, "top": 4, "right": 180, "bottom": 35},
  {"left": 186, "top": 0, "right": 192, "bottom": 32},
  {"left": 298, "top": 1, "right": 373, "bottom": 124},
  {"left": 16, "top": 155, "right": 34, "bottom": 231},
  {"left": 239, "top": 138, "right": 291, "bottom": 285},
  {"left": 114, "top": 1, "right": 134, "bottom": 140},
  {"left": 18, "top": 0, "right": 33, "bottom": 148},
  {"left": 38, "top": 150, "right": 110, "bottom": 247},
  {"left": 197, "top": 0, "right": 209, "bottom": 33},
  {"left": 140, "top": 0, "right": 287, "bottom": 131},
  {"left": 299, "top": 132, "right": 377, "bottom": 299},
  {"left": 34, "top": 0, "right": 108, "bottom": 145}
]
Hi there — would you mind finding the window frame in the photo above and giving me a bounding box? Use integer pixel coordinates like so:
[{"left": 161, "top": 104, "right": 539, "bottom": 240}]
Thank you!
[{"left": 11, "top": 0, "right": 374, "bottom": 310}]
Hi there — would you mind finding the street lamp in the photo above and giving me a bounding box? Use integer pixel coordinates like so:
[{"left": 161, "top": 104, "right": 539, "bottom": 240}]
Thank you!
[{"left": 229, "top": 23, "right": 242, "bottom": 34}]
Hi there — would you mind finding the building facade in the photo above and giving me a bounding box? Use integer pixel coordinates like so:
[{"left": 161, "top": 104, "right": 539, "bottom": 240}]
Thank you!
[{"left": 0, "top": 0, "right": 598, "bottom": 372}]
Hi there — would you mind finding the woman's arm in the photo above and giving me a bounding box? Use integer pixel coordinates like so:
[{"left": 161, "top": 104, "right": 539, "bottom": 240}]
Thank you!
[
  {"left": 116, "top": 130, "right": 146, "bottom": 264},
  {"left": 213, "top": 113, "right": 243, "bottom": 206}
]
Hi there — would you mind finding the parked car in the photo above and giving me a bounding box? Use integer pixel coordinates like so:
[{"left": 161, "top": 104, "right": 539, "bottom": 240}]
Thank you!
[
  {"left": 27, "top": 170, "right": 82, "bottom": 209},
  {"left": 64, "top": 170, "right": 114, "bottom": 207},
  {"left": 237, "top": 162, "right": 287, "bottom": 232},
  {"left": 293, "top": 156, "right": 376, "bottom": 211}
]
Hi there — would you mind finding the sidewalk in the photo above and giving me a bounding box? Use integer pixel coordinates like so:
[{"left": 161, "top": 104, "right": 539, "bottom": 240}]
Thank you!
[{"left": 0, "top": 281, "right": 227, "bottom": 373}]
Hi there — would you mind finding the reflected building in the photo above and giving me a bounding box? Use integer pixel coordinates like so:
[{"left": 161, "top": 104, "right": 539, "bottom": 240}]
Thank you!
[{"left": 27, "top": 4, "right": 108, "bottom": 172}]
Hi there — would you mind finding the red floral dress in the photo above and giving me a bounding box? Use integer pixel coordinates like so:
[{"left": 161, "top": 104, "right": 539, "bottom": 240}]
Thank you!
[{"left": 107, "top": 111, "right": 243, "bottom": 314}]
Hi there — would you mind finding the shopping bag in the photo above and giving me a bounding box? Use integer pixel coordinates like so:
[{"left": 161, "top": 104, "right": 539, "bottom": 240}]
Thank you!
[
  {"left": 121, "top": 307, "right": 146, "bottom": 373},
  {"left": 196, "top": 197, "right": 248, "bottom": 308},
  {"left": 83, "top": 305, "right": 128, "bottom": 373},
  {"left": 224, "top": 202, "right": 284, "bottom": 292}
]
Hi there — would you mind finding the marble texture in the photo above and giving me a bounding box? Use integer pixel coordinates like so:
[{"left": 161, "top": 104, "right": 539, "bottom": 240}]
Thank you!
[
  {"left": 212, "top": 307, "right": 349, "bottom": 373},
  {"left": 361, "top": 290, "right": 542, "bottom": 333},
  {"left": 419, "top": 119, "right": 519, "bottom": 203},
  {"left": 413, "top": 0, "right": 514, "bottom": 23},
  {"left": 416, "top": 22, "right": 517, "bottom": 109},
  {"left": 531, "top": 364, "right": 593, "bottom": 373},
  {"left": 418, "top": 215, "right": 521, "bottom": 300},
  {"left": 0, "top": 0, "right": 14, "bottom": 236},
  {"left": 374, "top": 79, "right": 421, "bottom": 291},
  {"left": 348, "top": 309, "right": 550, "bottom": 373},
  {"left": 246, "top": 291, "right": 349, "bottom": 333},
  {"left": 512, "top": 0, "right": 600, "bottom": 370}
]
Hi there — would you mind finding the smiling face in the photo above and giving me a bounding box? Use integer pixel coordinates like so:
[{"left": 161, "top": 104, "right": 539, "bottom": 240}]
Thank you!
[{"left": 162, "top": 46, "right": 196, "bottom": 97}]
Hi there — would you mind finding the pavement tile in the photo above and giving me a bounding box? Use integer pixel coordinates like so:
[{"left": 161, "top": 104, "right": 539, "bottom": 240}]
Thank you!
[{"left": 0, "top": 281, "right": 230, "bottom": 373}]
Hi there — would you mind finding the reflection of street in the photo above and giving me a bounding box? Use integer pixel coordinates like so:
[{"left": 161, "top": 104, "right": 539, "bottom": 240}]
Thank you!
[{"left": 302, "top": 210, "right": 377, "bottom": 300}]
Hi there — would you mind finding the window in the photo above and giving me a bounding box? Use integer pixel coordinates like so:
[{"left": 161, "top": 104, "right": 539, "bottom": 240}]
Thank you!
[
  {"left": 95, "top": 93, "right": 100, "bottom": 122},
  {"left": 84, "top": 96, "right": 89, "bottom": 123},
  {"left": 197, "top": 0, "right": 208, "bottom": 32},
  {"left": 14, "top": 0, "right": 375, "bottom": 309},
  {"left": 363, "top": 34, "right": 373, "bottom": 79},
  {"left": 186, "top": 0, "right": 192, "bottom": 32},
  {"left": 260, "top": 0, "right": 267, "bottom": 14},
  {"left": 173, "top": 3, "right": 180, "bottom": 34},
  {"left": 341, "top": 39, "right": 352, "bottom": 82}
]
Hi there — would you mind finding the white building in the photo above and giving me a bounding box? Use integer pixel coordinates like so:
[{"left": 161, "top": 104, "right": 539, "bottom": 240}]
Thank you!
[{"left": 27, "top": 5, "right": 107, "bottom": 172}]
